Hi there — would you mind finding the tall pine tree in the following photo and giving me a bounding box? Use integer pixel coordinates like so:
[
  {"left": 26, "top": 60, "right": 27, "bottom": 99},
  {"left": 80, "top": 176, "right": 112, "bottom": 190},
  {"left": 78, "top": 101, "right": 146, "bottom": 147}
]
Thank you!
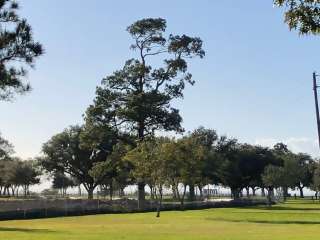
[
  {"left": 86, "top": 18, "right": 204, "bottom": 207},
  {"left": 0, "top": 0, "right": 43, "bottom": 100}
]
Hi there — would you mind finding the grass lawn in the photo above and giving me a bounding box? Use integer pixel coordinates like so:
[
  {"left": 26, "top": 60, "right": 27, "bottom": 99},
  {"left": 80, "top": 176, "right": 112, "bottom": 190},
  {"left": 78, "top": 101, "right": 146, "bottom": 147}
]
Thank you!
[{"left": 0, "top": 199, "right": 319, "bottom": 240}]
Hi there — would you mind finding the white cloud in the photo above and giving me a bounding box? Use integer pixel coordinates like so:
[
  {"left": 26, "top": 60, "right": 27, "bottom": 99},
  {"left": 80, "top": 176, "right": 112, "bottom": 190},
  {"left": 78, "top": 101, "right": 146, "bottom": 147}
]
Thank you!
[{"left": 254, "top": 137, "right": 319, "bottom": 157}]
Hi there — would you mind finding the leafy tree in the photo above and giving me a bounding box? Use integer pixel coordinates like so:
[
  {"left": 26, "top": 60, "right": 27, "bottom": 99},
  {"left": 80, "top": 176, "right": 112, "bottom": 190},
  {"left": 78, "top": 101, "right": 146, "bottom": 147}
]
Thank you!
[
  {"left": 274, "top": 0, "right": 320, "bottom": 35},
  {"left": 89, "top": 145, "right": 131, "bottom": 201},
  {"left": 176, "top": 135, "right": 206, "bottom": 202},
  {"left": 235, "top": 145, "right": 277, "bottom": 197},
  {"left": 190, "top": 127, "right": 218, "bottom": 199},
  {"left": 292, "top": 153, "right": 314, "bottom": 198},
  {"left": 86, "top": 18, "right": 205, "bottom": 206},
  {"left": 262, "top": 148, "right": 309, "bottom": 202},
  {"left": 0, "top": 0, "right": 43, "bottom": 100},
  {"left": 14, "top": 160, "right": 41, "bottom": 196},
  {"left": 312, "top": 162, "right": 320, "bottom": 195},
  {"left": 280, "top": 154, "right": 300, "bottom": 200},
  {"left": 158, "top": 139, "right": 184, "bottom": 202},
  {"left": 103, "top": 143, "right": 134, "bottom": 198},
  {"left": 1, "top": 158, "right": 21, "bottom": 195},
  {"left": 41, "top": 125, "right": 118, "bottom": 199},
  {"left": 262, "top": 165, "right": 284, "bottom": 205},
  {"left": 125, "top": 138, "right": 169, "bottom": 216},
  {"left": 52, "top": 172, "right": 76, "bottom": 196},
  {"left": 273, "top": 142, "right": 289, "bottom": 154},
  {"left": 271, "top": 143, "right": 292, "bottom": 197},
  {"left": 215, "top": 137, "right": 245, "bottom": 199},
  {"left": 0, "top": 136, "right": 15, "bottom": 195},
  {"left": 0, "top": 134, "right": 13, "bottom": 161}
]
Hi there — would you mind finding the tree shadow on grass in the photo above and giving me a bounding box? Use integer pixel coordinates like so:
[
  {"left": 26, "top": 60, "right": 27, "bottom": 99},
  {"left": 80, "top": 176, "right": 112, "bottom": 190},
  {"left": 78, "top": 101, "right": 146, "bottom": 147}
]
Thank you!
[
  {"left": 232, "top": 211, "right": 319, "bottom": 215},
  {"left": 236, "top": 206, "right": 320, "bottom": 211},
  {"left": 285, "top": 201, "right": 316, "bottom": 204},
  {"left": 0, "top": 227, "right": 56, "bottom": 233},
  {"left": 207, "top": 218, "right": 320, "bottom": 225}
]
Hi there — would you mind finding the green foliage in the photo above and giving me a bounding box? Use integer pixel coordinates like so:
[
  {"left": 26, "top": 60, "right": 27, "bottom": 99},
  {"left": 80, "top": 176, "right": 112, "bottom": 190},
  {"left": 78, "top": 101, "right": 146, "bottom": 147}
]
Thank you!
[
  {"left": 124, "top": 138, "right": 171, "bottom": 190},
  {"left": 0, "top": 0, "right": 43, "bottom": 100},
  {"left": 262, "top": 165, "right": 285, "bottom": 189},
  {"left": 86, "top": 18, "right": 204, "bottom": 139},
  {"left": 41, "top": 125, "right": 119, "bottom": 199},
  {"left": 52, "top": 172, "right": 76, "bottom": 194},
  {"left": 312, "top": 162, "right": 320, "bottom": 192},
  {"left": 125, "top": 138, "right": 170, "bottom": 215},
  {"left": 0, "top": 134, "right": 13, "bottom": 161},
  {"left": 85, "top": 17, "right": 205, "bottom": 204},
  {"left": 0, "top": 158, "right": 41, "bottom": 196},
  {"left": 274, "top": 0, "right": 320, "bottom": 35}
]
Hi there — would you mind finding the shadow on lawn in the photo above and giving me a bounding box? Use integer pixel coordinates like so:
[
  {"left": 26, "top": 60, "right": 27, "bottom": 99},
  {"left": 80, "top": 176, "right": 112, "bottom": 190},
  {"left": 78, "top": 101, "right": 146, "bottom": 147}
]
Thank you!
[
  {"left": 207, "top": 218, "right": 320, "bottom": 225},
  {"left": 0, "top": 227, "right": 56, "bottom": 233},
  {"left": 238, "top": 206, "right": 320, "bottom": 211}
]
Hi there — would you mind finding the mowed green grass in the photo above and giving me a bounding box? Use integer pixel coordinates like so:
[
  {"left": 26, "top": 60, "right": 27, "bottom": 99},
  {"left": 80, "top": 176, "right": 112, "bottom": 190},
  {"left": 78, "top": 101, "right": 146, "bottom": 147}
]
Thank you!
[{"left": 0, "top": 199, "right": 320, "bottom": 240}]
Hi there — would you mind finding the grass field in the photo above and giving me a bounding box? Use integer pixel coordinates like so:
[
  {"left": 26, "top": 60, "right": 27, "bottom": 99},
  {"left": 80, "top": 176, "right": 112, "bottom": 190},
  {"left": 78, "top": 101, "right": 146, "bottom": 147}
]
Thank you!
[{"left": 0, "top": 199, "right": 319, "bottom": 240}]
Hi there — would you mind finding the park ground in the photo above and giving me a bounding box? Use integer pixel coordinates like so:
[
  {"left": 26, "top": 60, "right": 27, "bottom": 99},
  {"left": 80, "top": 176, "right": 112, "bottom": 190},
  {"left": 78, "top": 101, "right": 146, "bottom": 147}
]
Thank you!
[{"left": 0, "top": 199, "right": 319, "bottom": 240}]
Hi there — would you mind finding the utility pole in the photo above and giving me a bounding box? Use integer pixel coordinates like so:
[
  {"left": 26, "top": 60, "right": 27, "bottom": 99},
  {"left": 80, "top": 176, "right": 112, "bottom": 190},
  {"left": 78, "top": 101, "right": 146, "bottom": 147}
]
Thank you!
[{"left": 313, "top": 72, "right": 320, "bottom": 149}]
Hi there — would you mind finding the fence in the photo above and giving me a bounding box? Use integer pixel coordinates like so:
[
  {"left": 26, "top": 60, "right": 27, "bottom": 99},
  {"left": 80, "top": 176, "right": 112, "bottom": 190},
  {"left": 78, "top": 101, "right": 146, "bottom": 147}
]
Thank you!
[{"left": 0, "top": 198, "right": 269, "bottom": 221}]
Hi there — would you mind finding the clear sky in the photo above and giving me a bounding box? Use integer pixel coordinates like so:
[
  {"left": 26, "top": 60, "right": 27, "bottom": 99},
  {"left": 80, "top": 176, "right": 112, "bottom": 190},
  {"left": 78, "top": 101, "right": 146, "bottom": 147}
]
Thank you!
[{"left": 0, "top": 0, "right": 319, "bottom": 159}]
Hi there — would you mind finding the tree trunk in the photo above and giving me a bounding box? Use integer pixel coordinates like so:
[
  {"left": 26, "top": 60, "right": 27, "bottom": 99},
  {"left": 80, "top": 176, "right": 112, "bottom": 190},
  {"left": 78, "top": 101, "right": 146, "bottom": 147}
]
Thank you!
[
  {"left": 189, "top": 184, "right": 195, "bottom": 201},
  {"left": 109, "top": 183, "right": 113, "bottom": 200},
  {"left": 150, "top": 185, "right": 154, "bottom": 200},
  {"left": 172, "top": 185, "right": 177, "bottom": 200},
  {"left": 180, "top": 185, "right": 187, "bottom": 209},
  {"left": 267, "top": 187, "right": 273, "bottom": 206},
  {"left": 198, "top": 186, "right": 203, "bottom": 200},
  {"left": 298, "top": 186, "right": 304, "bottom": 198},
  {"left": 119, "top": 187, "right": 124, "bottom": 198},
  {"left": 23, "top": 186, "right": 27, "bottom": 197},
  {"left": 87, "top": 187, "right": 94, "bottom": 200},
  {"left": 283, "top": 187, "right": 288, "bottom": 202},
  {"left": 245, "top": 187, "right": 250, "bottom": 197},
  {"left": 231, "top": 188, "right": 240, "bottom": 200},
  {"left": 138, "top": 182, "right": 145, "bottom": 209},
  {"left": 251, "top": 187, "right": 256, "bottom": 196},
  {"left": 156, "top": 188, "right": 163, "bottom": 218},
  {"left": 261, "top": 188, "right": 266, "bottom": 197}
]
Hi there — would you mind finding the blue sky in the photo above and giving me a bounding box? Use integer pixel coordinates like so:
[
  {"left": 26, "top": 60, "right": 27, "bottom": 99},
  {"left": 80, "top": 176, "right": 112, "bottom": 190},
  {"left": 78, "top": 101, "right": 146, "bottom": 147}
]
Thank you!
[{"left": 0, "top": 0, "right": 319, "bottom": 158}]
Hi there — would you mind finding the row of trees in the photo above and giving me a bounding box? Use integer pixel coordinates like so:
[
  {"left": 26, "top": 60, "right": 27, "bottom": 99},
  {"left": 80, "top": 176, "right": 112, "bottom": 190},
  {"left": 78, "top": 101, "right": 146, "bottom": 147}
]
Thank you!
[
  {"left": 0, "top": 2, "right": 320, "bottom": 219},
  {"left": 37, "top": 17, "right": 320, "bottom": 214},
  {"left": 0, "top": 136, "right": 40, "bottom": 197},
  {"left": 39, "top": 124, "right": 319, "bottom": 207}
]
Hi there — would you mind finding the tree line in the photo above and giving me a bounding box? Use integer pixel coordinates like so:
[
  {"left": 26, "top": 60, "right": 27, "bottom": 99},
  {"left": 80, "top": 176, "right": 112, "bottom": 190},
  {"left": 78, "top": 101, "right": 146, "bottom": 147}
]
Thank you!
[{"left": 1, "top": 1, "right": 320, "bottom": 218}]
